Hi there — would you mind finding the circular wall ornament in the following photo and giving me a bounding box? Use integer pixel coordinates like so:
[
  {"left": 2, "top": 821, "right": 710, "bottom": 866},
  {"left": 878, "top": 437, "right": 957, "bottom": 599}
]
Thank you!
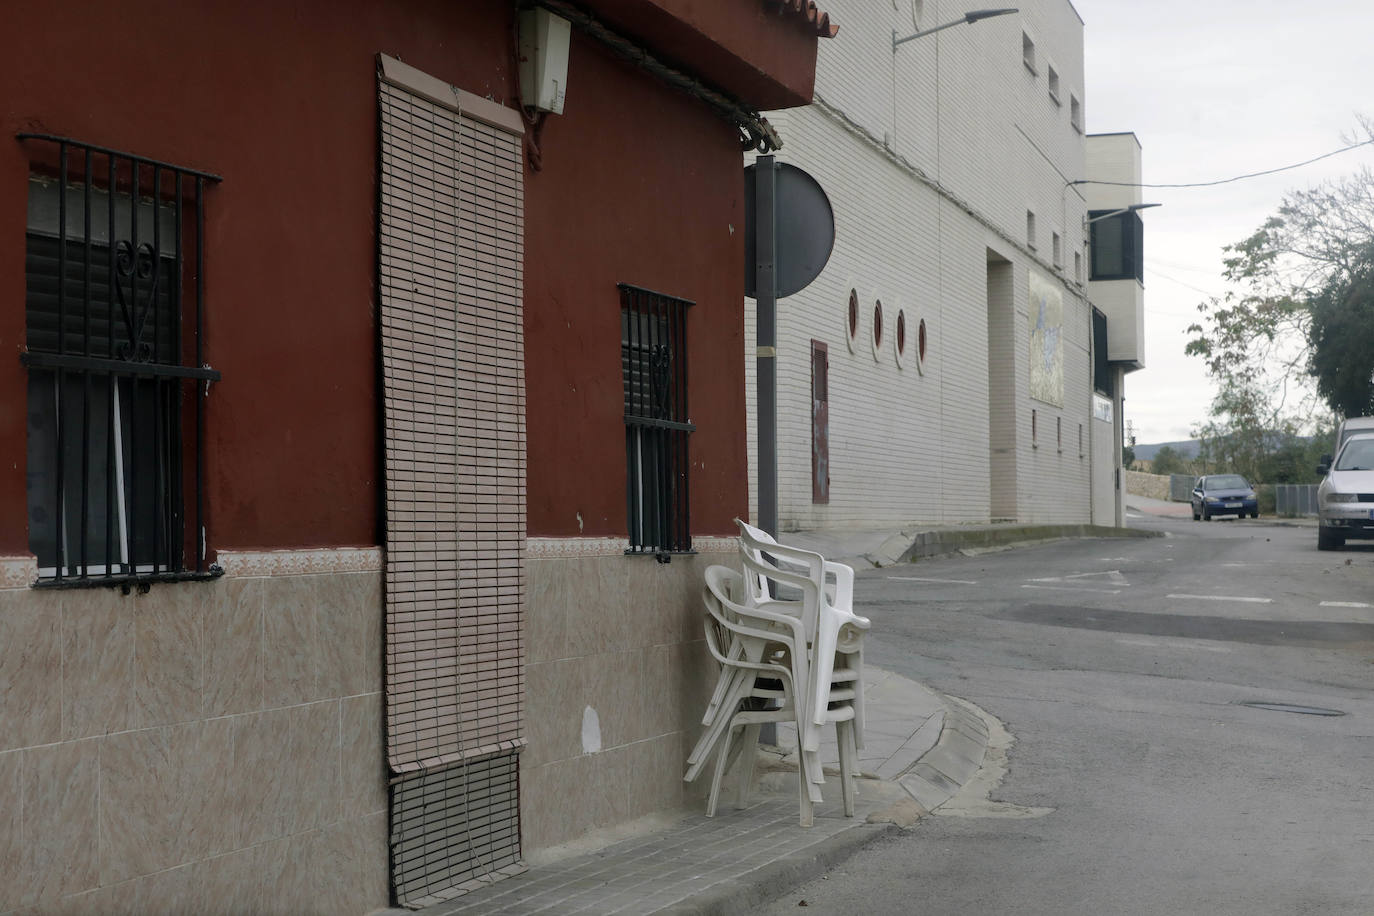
[
  {"left": 845, "top": 288, "right": 859, "bottom": 353},
  {"left": 895, "top": 309, "right": 907, "bottom": 368},
  {"left": 871, "top": 299, "right": 884, "bottom": 362},
  {"left": 916, "top": 317, "right": 928, "bottom": 375}
]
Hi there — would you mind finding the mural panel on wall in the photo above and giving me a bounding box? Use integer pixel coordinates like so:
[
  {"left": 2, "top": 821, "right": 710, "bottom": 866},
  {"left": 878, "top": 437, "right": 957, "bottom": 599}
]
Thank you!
[{"left": 1028, "top": 270, "right": 1063, "bottom": 407}]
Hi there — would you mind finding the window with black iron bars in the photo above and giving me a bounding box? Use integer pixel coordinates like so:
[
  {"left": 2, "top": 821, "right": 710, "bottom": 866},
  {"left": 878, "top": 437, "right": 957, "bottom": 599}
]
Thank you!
[
  {"left": 19, "top": 134, "right": 221, "bottom": 587},
  {"left": 620, "top": 283, "right": 694, "bottom": 558}
]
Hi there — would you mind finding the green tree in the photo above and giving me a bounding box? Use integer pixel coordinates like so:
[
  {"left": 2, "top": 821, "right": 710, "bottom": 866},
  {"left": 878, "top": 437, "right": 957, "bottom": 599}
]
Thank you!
[
  {"left": 1186, "top": 143, "right": 1374, "bottom": 433},
  {"left": 1190, "top": 383, "right": 1290, "bottom": 481},
  {"left": 1306, "top": 243, "right": 1374, "bottom": 418},
  {"left": 1122, "top": 445, "right": 1136, "bottom": 469},
  {"left": 1150, "top": 445, "right": 1186, "bottom": 476}
]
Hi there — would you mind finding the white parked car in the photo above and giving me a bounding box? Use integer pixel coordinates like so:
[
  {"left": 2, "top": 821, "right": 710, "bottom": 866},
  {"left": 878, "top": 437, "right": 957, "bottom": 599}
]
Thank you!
[{"left": 1316, "top": 432, "right": 1374, "bottom": 550}]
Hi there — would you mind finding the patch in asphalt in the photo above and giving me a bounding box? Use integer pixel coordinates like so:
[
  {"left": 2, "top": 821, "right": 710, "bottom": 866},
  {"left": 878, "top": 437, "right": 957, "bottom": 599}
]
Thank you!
[{"left": 1008, "top": 604, "right": 1374, "bottom": 648}]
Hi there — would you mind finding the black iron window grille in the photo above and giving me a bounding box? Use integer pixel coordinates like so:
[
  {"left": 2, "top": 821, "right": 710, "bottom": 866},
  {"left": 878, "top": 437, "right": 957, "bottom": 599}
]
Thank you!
[
  {"left": 18, "top": 134, "right": 222, "bottom": 587},
  {"left": 620, "top": 283, "right": 694, "bottom": 557}
]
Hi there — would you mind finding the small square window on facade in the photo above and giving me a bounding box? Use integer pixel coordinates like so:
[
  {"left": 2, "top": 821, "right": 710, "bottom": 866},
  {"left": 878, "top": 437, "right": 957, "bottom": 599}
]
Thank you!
[
  {"left": 1074, "top": 251, "right": 1082, "bottom": 282},
  {"left": 1047, "top": 65, "right": 1060, "bottom": 103},
  {"left": 1022, "top": 32, "right": 1037, "bottom": 74},
  {"left": 1089, "top": 209, "right": 1145, "bottom": 283},
  {"left": 1026, "top": 210, "right": 1037, "bottom": 251},
  {"left": 1070, "top": 94, "right": 1082, "bottom": 132},
  {"left": 1052, "top": 231, "right": 1062, "bottom": 267}
]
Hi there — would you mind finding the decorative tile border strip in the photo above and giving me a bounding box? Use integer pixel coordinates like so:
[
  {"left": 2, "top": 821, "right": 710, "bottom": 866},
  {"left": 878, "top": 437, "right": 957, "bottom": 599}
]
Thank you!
[
  {"left": 0, "top": 556, "right": 38, "bottom": 590},
  {"left": 526, "top": 536, "right": 735, "bottom": 559},
  {"left": 216, "top": 547, "right": 384, "bottom": 578}
]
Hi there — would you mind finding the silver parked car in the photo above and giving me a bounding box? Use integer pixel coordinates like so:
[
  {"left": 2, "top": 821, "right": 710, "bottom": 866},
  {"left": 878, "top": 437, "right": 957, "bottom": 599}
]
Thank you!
[{"left": 1316, "top": 432, "right": 1374, "bottom": 550}]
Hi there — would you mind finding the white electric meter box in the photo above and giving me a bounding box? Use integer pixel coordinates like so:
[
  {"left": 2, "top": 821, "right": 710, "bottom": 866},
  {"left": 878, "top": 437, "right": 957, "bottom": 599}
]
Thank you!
[{"left": 519, "top": 9, "right": 571, "bottom": 114}]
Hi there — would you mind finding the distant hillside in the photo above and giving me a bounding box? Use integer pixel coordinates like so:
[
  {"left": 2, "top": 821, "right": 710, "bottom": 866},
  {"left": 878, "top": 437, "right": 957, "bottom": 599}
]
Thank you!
[
  {"left": 1132, "top": 439, "right": 1200, "bottom": 462},
  {"left": 1134, "top": 432, "right": 1321, "bottom": 464}
]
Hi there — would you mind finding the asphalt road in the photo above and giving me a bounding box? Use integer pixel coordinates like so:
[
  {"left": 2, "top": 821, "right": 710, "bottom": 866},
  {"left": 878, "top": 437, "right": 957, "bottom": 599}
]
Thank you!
[{"left": 759, "top": 512, "right": 1374, "bottom": 915}]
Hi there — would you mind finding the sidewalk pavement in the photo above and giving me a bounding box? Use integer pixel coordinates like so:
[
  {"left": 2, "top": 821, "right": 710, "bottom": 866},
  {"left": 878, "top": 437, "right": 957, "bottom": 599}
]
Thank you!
[
  {"left": 399, "top": 667, "right": 988, "bottom": 916},
  {"left": 393, "top": 518, "right": 1157, "bottom": 916},
  {"left": 1126, "top": 493, "right": 1319, "bottom": 527},
  {"left": 1125, "top": 493, "right": 1192, "bottom": 518}
]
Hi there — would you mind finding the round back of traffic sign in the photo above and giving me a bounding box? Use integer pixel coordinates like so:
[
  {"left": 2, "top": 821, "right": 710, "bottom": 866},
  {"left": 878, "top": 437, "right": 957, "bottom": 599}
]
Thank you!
[{"left": 744, "top": 161, "right": 835, "bottom": 299}]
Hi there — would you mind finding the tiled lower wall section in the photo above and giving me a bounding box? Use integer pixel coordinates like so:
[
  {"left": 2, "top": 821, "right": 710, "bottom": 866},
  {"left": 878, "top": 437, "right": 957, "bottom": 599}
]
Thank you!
[
  {"left": 0, "top": 551, "right": 389, "bottom": 916},
  {"left": 521, "top": 539, "right": 733, "bottom": 853}
]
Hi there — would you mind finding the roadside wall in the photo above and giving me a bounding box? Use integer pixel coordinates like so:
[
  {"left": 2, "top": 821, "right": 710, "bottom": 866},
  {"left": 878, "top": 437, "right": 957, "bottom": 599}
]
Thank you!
[{"left": 1125, "top": 469, "right": 1171, "bottom": 501}]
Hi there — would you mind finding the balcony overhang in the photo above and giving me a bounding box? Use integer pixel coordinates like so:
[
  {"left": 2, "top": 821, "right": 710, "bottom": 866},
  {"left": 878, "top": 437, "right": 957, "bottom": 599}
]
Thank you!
[{"left": 572, "top": 0, "right": 833, "bottom": 111}]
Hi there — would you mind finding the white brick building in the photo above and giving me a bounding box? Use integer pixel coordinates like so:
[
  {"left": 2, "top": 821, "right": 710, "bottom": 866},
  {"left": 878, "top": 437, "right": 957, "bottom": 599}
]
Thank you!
[{"left": 748, "top": 0, "right": 1138, "bottom": 531}]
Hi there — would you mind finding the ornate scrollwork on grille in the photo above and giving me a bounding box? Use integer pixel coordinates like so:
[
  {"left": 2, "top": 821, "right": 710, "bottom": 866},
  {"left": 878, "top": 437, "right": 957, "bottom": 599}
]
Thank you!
[{"left": 113, "top": 239, "right": 161, "bottom": 362}]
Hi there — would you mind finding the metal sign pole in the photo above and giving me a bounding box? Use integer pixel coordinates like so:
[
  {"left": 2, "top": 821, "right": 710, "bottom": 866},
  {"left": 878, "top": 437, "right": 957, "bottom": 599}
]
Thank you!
[{"left": 755, "top": 155, "right": 779, "bottom": 538}]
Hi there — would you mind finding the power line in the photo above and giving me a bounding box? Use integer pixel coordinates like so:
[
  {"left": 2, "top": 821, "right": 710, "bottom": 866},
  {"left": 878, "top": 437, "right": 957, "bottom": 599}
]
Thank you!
[
  {"left": 1071, "top": 138, "right": 1374, "bottom": 189},
  {"left": 1146, "top": 266, "right": 1221, "bottom": 301}
]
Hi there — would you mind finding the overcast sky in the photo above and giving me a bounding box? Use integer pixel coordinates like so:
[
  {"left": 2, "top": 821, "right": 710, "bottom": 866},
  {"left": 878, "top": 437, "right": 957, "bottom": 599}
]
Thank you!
[{"left": 1072, "top": 0, "right": 1374, "bottom": 446}]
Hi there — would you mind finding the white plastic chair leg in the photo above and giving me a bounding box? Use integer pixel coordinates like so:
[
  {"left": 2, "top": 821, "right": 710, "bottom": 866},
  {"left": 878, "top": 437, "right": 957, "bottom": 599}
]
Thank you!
[
  {"left": 836, "top": 719, "right": 857, "bottom": 817},
  {"left": 700, "top": 637, "right": 748, "bottom": 727},
  {"left": 735, "top": 723, "right": 762, "bottom": 809},
  {"left": 801, "top": 748, "right": 825, "bottom": 801},
  {"left": 685, "top": 671, "right": 752, "bottom": 779},
  {"left": 706, "top": 722, "right": 740, "bottom": 818},
  {"left": 797, "top": 755, "right": 815, "bottom": 828}
]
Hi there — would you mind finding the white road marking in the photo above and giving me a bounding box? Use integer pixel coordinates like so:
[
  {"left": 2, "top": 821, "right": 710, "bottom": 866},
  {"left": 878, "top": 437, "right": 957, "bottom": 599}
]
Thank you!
[
  {"left": 1320, "top": 601, "right": 1372, "bottom": 608},
  {"left": 1022, "top": 584, "right": 1122, "bottom": 595},
  {"left": 1116, "top": 637, "right": 1232, "bottom": 653},
  {"left": 1167, "top": 593, "right": 1272, "bottom": 604},
  {"left": 887, "top": 576, "right": 978, "bottom": 585},
  {"left": 1030, "top": 570, "right": 1129, "bottom": 586}
]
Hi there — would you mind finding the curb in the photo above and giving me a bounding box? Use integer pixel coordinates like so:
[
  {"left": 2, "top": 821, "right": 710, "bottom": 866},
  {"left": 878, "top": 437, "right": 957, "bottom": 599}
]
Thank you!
[
  {"left": 672, "top": 690, "right": 1002, "bottom": 915},
  {"left": 858, "top": 523, "right": 1160, "bottom": 569},
  {"left": 655, "top": 821, "right": 900, "bottom": 916},
  {"left": 896, "top": 696, "right": 991, "bottom": 812}
]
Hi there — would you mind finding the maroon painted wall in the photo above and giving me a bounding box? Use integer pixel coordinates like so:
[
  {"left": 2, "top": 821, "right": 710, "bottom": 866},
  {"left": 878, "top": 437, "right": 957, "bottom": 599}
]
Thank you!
[
  {"left": 0, "top": 0, "right": 515, "bottom": 554},
  {"left": 522, "top": 30, "right": 751, "bottom": 539},
  {"left": 0, "top": 0, "right": 810, "bottom": 554}
]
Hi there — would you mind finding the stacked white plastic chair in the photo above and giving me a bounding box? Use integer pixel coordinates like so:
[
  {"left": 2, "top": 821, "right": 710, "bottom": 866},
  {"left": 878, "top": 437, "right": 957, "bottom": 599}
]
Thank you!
[
  {"left": 693, "top": 565, "right": 822, "bottom": 824},
  {"left": 734, "top": 519, "right": 869, "bottom": 758},
  {"left": 684, "top": 522, "right": 870, "bottom": 826}
]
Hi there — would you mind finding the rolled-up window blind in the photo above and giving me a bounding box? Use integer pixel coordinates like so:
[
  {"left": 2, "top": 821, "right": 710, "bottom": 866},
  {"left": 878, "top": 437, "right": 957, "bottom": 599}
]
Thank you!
[{"left": 377, "top": 55, "right": 526, "bottom": 907}]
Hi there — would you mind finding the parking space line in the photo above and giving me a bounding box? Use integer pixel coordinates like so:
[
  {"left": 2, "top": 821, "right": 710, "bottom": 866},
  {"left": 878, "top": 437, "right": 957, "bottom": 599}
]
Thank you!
[
  {"left": 1167, "top": 593, "right": 1272, "bottom": 604},
  {"left": 1320, "top": 601, "right": 1372, "bottom": 608},
  {"left": 888, "top": 576, "right": 978, "bottom": 585},
  {"left": 1117, "top": 637, "right": 1231, "bottom": 653},
  {"left": 1022, "top": 584, "right": 1122, "bottom": 595}
]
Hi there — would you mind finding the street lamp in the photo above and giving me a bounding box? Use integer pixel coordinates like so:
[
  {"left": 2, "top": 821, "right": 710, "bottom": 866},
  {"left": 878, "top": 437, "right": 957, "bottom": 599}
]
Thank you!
[
  {"left": 893, "top": 8, "right": 1018, "bottom": 53},
  {"left": 1085, "top": 202, "right": 1161, "bottom": 225}
]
